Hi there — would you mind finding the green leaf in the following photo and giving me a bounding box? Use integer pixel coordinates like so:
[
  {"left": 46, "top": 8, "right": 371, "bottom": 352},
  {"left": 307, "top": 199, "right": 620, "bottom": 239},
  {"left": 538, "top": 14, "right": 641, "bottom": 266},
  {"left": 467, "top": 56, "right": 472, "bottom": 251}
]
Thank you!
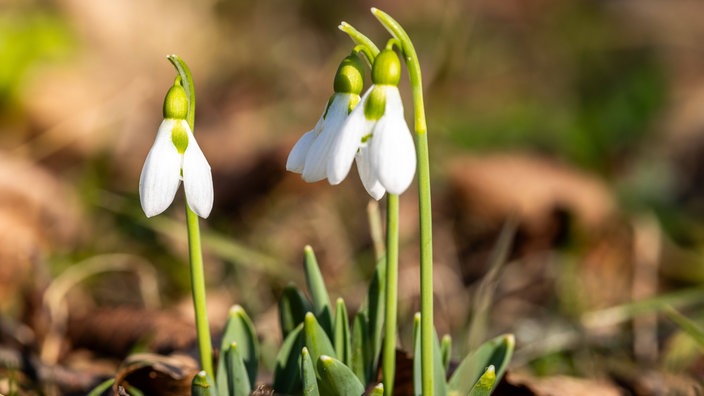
[
  {"left": 412, "top": 313, "right": 448, "bottom": 396},
  {"left": 334, "top": 298, "right": 352, "bottom": 366},
  {"left": 304, "top": 312, "right": 337, "bottom": 376},
  {"left": 279, "top": 284, "right": 313, "bottom": 339},
  {"left": 441, "top": 334, "right": 452, "bottom": 373},
  {"left": 217, "top": 305, "right": 258, "bottom": 393},
  {"left": 663, "top": 305, "right": 704, "bottom": 348},
  {"left": 447, "top": 334, "right": 515, "bottom": 396},
  {"left": 350, "top": 311, "right": 369, "bottom": 384},
  {"left": 369, "top": 383, "right": 384, "bottom": 396},
  {"left": 86, "top": 378, "right": 114, "bottom": 396},
  {"left": 468, "top": 365, "right": 496, "bottom": 396},
  {"left": 224, "top": 342, "right": 252, "bottom": 396},
  {"left": 273, "top": 323, "right": 304, "bottom": 394},
  {"left": 304, "top": 245, "right": 333, "bottom": 338},
  {"left": 192, "top": 371, "right": 218, "bottom": 396},
  {"left": 361, "top": 256, "right": 385, "bottom": 382},
  {"left": 301, "top": 347, "right": 320, "bottom": 396},
  {"left": 317, "top": 355, "right": 366, "bottom": 396}
]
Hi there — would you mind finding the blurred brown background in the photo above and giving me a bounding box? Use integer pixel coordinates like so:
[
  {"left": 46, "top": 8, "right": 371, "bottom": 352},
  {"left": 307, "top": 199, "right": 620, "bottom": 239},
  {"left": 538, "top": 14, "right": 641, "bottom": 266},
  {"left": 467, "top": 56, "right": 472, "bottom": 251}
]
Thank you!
[{"left": 2, "top": 0, "right": 704, "bottom": 393}]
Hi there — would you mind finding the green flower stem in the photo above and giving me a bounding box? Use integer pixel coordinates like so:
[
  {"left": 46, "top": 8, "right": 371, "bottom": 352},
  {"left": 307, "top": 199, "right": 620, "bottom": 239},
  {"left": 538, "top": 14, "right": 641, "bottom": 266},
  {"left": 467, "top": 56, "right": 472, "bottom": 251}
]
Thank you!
[
  {"left": 372, "top": 8, "right": 434, "bottom": 395},
  {"left": 383, "top": 193, "right": 399, "bottom": 396},
  {"left": 167, "top": 54, "right": 214, "bottom": 379}
]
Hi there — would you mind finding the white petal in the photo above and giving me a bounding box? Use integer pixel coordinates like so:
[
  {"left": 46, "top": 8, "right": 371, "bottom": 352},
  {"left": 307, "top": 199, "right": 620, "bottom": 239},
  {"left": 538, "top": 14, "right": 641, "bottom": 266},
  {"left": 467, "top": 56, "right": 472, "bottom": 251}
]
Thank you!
[
  {"left": 355, "top": 146, "right": 385, "bottom": 200},
  {"left": 302, "top": 94, "right": 353, "bottom": 182},
  {"left": 369, "top": 87, "right": 416, "bottom": 195},
  {"left": 328, "top": 88, "right": 374, "bottom": 185},
  {"left": 139, "top": 119, "right": 182, "bottom": 217},
  {"left": 286, "top": 129, "right": 317, "bottom": 174},
  {"left": 182, "top": 126, "right": 214, "bottom": 218}
]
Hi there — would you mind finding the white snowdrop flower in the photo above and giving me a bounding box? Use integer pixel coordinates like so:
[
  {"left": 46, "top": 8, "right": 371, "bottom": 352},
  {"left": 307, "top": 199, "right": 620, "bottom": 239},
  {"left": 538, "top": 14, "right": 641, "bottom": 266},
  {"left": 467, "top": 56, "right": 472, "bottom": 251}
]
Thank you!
[
  {"left": 139, "top": 83, "right": 213, "bottom": 218},
  {"left": 328, "top": 49, "right": 416, "bottom": 200},
  {"left": 286, "top": 54, "right": 365, "bottom": 183}
]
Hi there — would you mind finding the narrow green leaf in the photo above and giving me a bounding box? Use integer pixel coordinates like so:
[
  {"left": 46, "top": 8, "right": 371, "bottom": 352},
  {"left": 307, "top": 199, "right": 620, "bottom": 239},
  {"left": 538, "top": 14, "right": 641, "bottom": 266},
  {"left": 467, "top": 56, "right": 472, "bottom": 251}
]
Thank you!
[
  {"left": 441, "top": 334, "right": 452, "bottom": 373},
  {"left": 225, "top": 342, "right": 252, "bottom": 396},
  {"left": 447, "top": 334, "right": 515, "bottom": 395},
  {"left": 273, "top": 324, "right": 304, "bottom": 394},
  {"left": 192, "top": 371, "right": 218, "bottom": 396},
  {"left": 334, "top": 298, "right": 352, "bottom": 366},
  {"left": 304, "top": 245, "right": 333, "bottom": 337},
  {"left": 468, "top": 365, "right": 496, "bottom": 396},
  {"left": 350, "top": 311, "right": 369, "bottom": 384},
  {"left": 86, "top": 378, "right": 114, "bottom": 396},
  {"left": 369, "top": 383, "right": 384, "bottom": 396},
  {"left": 279, "top": 284, "right": 313, "bottom": 338},
  {"left": 663, "top": 305, "right": 704, "bottom": 348},
  {"left": 364, "top": 256, "right": 386, "bottom": 381},
  {"left": 301, "top": 347, "right": 320, "bottom": 396},
  {"left": 317, "top": 355, "right": 366, "bottom": 396},
  {"left": 304, "top": 312, "right": 337, "bottom": 375},
  {"left": 412, "top": 313, "right": 448, "bottom": 396},
  {"left": 217, "top": 305, "right": 259, "bottom": 392}
]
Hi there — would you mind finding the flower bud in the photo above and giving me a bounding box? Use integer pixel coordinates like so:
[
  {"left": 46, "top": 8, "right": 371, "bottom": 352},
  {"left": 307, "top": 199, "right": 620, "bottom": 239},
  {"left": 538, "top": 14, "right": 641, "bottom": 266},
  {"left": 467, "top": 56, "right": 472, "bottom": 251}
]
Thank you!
[
  {"left": 372, "top": 49, "right": 401, "bottom": 86},
  {"left": 333, "top": 54, "right": 365, "bottom": 95},
  {"left": 163, "top": 84, "right": 189, "bottom": 120}
]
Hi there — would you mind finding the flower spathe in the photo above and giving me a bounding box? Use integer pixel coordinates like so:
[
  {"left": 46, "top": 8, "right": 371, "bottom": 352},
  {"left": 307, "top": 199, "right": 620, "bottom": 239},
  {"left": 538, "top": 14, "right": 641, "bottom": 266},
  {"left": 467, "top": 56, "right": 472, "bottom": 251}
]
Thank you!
[
  {"left": 328, "top": 86, "right": 416, "bottom": 199},
  {"left": 139, "top": 84, "right": 213, "bottom": 218}
]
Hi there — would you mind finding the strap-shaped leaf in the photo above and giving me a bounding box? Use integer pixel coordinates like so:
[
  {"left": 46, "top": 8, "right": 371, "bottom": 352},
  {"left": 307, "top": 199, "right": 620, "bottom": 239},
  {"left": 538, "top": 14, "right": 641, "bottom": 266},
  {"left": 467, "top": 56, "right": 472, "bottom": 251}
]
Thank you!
[
  {"left": 468, "top": 365, "right": 496, "bottom": 396},
  {"left": 317, "top": 355, "right": 366, "bottom": 396},
  {"left": 224, "top": 342, "right": 252, "bottom": 396},
  {"left": 447, "top": 334, "right": 514, "bottom": 396},
  {"left": 334, "top": 298, "right": 352, "bottom": 366},
  {"left": 216, "top": 305, "right": 258, "bottom": 392},
  {"left": 413, "top": 313, "right": 447, "bottom": 396},
  {"left": 369, "top": 383, "right": 384, "bottom": 396},
  {"left": 273, "top": 323, "right": 304, "bottom": 394},
  {"left": 304, "top": 246, "right": 333, "bottom": 338},
  {"left": 304, "top": 312, "right": 337, "bottom": 375},
  {"left": 301, "top": 347, "right": 320, "bottom": 396},
  {"left": 350, "top": 311, "right": 369, "bottom": 384},
  {"left": 279, "top": 284, "right": 312, "bottom": 338},
  {"left": 192, "top": 371, "right": 217, "bottom": 396},
  {"left": 361, "top": 256, "right": 385, "bottom": 380},
  {"left": 441, "top": 334, "right": 452, "bottom": 373}
]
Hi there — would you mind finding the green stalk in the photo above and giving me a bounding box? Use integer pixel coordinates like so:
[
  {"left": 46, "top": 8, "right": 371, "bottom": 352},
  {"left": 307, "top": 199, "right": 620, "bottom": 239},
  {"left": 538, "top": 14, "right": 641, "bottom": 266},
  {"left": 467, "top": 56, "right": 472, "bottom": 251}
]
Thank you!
[
  {"left": 371, "top": 8, "right": 434, "bottom": 395},
  {"left": 383, "top": 193, "right": 399, "bottom": 395},
  {"left": 167, "top": 54, "right": 214, "bottom": 379}
]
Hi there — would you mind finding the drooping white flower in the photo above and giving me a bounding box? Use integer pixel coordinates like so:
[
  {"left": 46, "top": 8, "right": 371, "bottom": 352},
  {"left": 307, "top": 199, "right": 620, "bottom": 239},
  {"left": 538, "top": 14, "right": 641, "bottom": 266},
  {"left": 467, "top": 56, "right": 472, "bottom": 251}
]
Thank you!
[
  {"left": 327, "top": 49, "right": 416, "bottom": 200},
  {"left": 286, "top": 53, "right": 364, "bottom": 183},
  {"left": 139, "top": 84, "right": 213, "bottom": 218}
]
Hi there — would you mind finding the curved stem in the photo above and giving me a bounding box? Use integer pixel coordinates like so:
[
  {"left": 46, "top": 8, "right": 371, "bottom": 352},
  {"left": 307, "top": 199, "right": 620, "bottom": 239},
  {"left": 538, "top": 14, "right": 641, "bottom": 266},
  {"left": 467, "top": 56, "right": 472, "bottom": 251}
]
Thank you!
[
  {"left": 339, "top": 22, "right": 380, "bottom": 67},
  {"left": 167, "top": 54, "right": 214, "bottom": 379},
  {"left": 372, "top": 8, "right": 434, "bottom": 395},
  {"left": 383, "top": 193, "right": 399, "bottom": 396}
]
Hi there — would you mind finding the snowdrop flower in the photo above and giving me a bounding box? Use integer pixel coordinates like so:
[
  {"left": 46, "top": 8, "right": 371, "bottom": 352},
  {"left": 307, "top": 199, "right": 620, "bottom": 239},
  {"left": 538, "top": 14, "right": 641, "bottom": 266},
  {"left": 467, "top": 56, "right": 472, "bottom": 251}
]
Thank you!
[
  {"left": 328, "top": 49, "right": 416, "bottom": 200},
  {"left": 139, "top": 82, "right": 213, "bottom": 218},
  {"left": 286, "top": 54, "right": 365, "bottom": 182}
]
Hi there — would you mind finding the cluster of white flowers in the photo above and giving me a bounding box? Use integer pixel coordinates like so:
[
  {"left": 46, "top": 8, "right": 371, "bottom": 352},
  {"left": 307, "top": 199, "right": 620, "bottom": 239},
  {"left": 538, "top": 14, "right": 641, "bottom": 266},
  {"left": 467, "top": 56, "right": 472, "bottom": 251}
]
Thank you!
[{"left": 287, "top": 49, "right": 416, "bottom": 200}]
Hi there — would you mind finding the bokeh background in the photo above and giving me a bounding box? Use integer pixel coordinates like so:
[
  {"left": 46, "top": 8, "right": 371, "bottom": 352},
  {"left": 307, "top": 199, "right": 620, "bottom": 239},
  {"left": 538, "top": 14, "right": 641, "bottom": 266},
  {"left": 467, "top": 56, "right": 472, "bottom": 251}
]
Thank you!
[{"left": 2, "top": 0, "right": 704, "bottom": 393}]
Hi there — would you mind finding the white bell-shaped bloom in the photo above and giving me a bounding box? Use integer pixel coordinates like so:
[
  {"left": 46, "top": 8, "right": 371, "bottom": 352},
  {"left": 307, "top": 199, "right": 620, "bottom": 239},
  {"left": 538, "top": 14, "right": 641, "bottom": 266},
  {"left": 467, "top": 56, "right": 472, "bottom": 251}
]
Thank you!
[
  {"left": 286, "top": 93, "right": 358, "bottom": 182},
  {"left": 328, "top": 85, "right": 416, "bottom": 200},
  {"left": 139, "top": 118, "right": 213, "bottom": 218}
]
